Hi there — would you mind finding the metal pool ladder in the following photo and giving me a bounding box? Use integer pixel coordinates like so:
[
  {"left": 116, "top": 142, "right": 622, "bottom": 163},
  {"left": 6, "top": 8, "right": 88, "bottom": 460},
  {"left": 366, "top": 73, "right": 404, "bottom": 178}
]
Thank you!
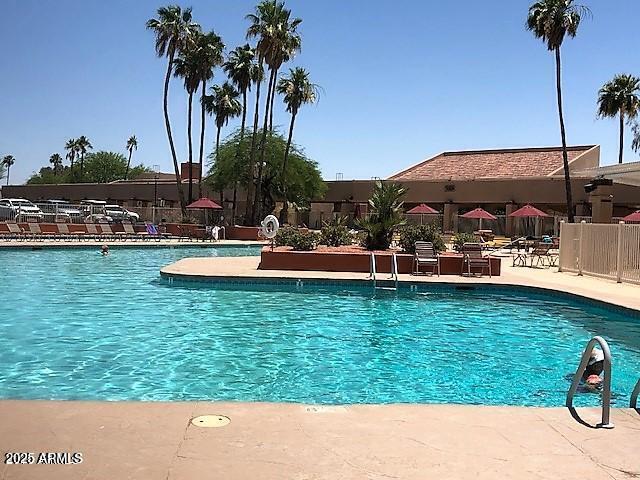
[
  {"left": 566, "top": 336, "right": 614, "bottom": 429},
  {"left": 389, "top": 252, "right": 399, "bottom": 289},
  {"left": 369, "top": 253, "right": 398, "bottom": 290},
  {"left": 630, "top": 378, "right": 640, "bottom": 409},
  {"left": 369, "top": 252, "right": 377, "bottom": 288}
]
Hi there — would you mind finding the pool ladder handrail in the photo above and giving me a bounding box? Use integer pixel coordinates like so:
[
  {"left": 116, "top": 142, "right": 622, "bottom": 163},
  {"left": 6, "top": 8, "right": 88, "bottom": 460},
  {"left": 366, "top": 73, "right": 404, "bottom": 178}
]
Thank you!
[
  {"left": 369, "top": 252, "right": 377, "bottom": 288},
  {"left": 369, "top": 252, "right": 398, "bottom": 290},
  {"left": 388, "top": 252, "right": 399, "bottom": 289},
  {"left": 566, "top": 336, "right": 614, "bottom": 429},
  {"left": 630, "top": 378, "right": 640, "bottom": 409}
]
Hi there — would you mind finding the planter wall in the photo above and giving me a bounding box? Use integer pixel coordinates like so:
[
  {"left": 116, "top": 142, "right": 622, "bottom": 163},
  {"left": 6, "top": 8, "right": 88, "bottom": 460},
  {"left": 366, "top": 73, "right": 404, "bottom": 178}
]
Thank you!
[{"left": 226, "top": 226, "right": 262, "bottom": 241}]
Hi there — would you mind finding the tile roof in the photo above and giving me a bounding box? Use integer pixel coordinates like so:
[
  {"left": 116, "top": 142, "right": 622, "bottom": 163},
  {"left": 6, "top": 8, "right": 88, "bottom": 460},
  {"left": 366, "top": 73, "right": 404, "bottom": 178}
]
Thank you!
[{"left": 389, "top": 146, "right": 595, "bottom": 181}]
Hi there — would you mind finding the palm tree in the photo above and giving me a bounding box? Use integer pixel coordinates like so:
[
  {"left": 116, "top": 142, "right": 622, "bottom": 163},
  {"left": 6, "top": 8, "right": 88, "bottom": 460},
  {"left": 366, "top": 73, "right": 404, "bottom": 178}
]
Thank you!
[
  {"left": 49, "top": 153, "right": 63, "bottom": 175},
  {"left": 193, "top": 30, "right": 225, "bottom": 198},
  {"left": 203, "top": 82, "right": 242, "bottom": 206},
  {"left": 125, "top": 135, "right": 138, "bottom": 180},
  {"left": 2, "top": 155, "right": 15, "bottom": 185},
  {"left": 276, "top": 68, "right": 318, "bottom": 224},
  {"left": 597, "top": 74, "right": 640, "bottom": 164},
  {"left": 633, "top": 123, "right": 640, "bottom": 153},
  {"left": 527, "top": 0, "right": 587, "bottom": 223},
  {"left": 75, "top": 135, "right": 93, "bottom": 178},
  {"left": 65, "top": 138, "right": 78, "bottom": 170},
  {"left": 146, "top": 5, "right": 200, "bottom": 215},
  {"left": 174, "top": 41, "right": 203, "bottom": 203},
  {"left": 356, "top": 180, "right": 407, "bottom": 251},
  {"left": 246, "top": 0, "right": 302, "bottom": 223},
  {"left": 224, "top": 44, "right": 262, "bottom": 221}
]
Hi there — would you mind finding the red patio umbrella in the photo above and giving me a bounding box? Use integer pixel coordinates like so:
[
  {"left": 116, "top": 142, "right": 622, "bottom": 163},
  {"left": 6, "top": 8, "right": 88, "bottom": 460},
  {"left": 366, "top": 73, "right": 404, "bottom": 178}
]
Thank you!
[
  {"left": 186, "top": 197, "right": 222, "bottom": 210},
  {"left": 406, "top": 203, "right": 438, "bottom": 225},
  {"left": 622, "top": 210, "right": 640, "bottom": 222},
  {"left": 508, "top": 204, "right": 549, "bottom": 217},
  {"left": 461, "top": 208, "right": 497, "bottom": 231}
]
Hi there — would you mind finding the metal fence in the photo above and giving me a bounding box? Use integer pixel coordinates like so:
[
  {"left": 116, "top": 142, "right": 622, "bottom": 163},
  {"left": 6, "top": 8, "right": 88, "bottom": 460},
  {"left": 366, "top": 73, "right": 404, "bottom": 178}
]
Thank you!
[{"left": 559, "top": 221, "right": 640, "bottom": 285}]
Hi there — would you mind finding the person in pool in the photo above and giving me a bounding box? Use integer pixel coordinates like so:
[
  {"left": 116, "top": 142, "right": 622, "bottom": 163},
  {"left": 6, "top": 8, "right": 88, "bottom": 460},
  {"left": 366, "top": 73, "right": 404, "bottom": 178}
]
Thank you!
[
  {"left": 582, "top": 348, "right": 604, "bottom": 389},
  {"left": 101, "top": 244, "right": 110, "bottom": 256}
]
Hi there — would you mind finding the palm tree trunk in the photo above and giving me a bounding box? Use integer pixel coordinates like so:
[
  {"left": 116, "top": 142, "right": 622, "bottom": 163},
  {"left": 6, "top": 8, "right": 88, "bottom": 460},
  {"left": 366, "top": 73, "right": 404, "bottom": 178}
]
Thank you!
[
  {"left": 187, "top": 91, "right": 194, "bottom": 204},
  {"left": 216, "top": 126, "right": 223, "bottom": 208},
  {"left": 555, "top": 47, "right": 575, "bottom": 223},
  {"left": 619, "top": 111, "right": 625, "bottom": 164},
  {"left": 252, "top": 68, "right": 275, "bottom": 225},
  {"left": 163, "top": 51, "right": 187, "bottom": 216},
  {"left": 232, "top": 184, "right": 238, "bottom": 224},
  {"left": 125, "top": 150, "right": 132, "bottom": 180},
  {"left": 268, "top": 67, "right": 279, "bottom": 132},
  {"left": 279, "top": 111, "right": 297, "bottom": 225},
  {"left": 198, "top": 80, "right": 207, "bottom": 198},
  {"left": 234, "top": 90, "right": 248, "bottom": 225},
  {"left": 245, "top": 71, "right": 262, "bottom": 225},
  {"left": 80, "top": 155, "right": 84, "bottom": 178},
  {"left": 5, "top": 165, "right": 9, "bottom": 186}
]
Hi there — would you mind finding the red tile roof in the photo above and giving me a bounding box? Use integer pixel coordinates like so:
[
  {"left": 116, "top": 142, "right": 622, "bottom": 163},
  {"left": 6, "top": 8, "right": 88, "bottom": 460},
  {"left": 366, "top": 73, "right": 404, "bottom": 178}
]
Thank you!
[{"left": 389, "top": 146, "right": 595, "bottom": 181}]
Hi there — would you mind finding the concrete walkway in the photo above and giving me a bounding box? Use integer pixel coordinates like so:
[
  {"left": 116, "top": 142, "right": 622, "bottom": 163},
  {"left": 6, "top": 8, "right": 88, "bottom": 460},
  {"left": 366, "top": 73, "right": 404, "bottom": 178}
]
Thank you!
[
  {"left": 161, "top": 255, "right": 640, "bottom": 311},
  {"left": 0, "top": 401, "right": 638, "bottom": 480}
]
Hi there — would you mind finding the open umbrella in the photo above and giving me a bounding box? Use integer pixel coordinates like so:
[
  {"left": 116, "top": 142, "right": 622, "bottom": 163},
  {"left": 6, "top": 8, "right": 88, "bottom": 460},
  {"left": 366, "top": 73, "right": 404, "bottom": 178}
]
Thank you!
[
  {"left": 186, "top": 197, "right": 223, "bottom": 228},
  {"left": 509, "top": 204, "right": 548, "bottom": 237},
  {"left": 406, "top": 203, "right": 438, "bottom": 225},
  {"left": 461, "top": 208, "right": 497, "bottom": 231},
  {"left": 622, "top": 210, "right": 640, "bottom": 222}
]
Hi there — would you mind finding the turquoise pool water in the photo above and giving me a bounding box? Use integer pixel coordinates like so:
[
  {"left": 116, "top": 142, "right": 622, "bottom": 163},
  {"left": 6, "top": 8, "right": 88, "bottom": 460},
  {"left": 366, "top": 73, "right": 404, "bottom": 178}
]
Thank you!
[{"left": 1, "top": 246, "right": 639, "bottom": 407}]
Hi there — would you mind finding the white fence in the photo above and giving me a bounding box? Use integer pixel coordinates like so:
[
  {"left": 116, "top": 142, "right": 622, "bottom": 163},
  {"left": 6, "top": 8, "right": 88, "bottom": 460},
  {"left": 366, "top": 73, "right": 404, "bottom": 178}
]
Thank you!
[{"left": 559, "top": 222, "right": 640, "bottom": 285}]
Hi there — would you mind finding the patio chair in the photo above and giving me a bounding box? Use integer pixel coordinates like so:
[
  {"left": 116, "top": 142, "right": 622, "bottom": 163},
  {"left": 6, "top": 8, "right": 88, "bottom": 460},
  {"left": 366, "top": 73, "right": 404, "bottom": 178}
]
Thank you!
[
  {"left": 121, "top": 222, "right": 139, "bottom": 241},
  {"left": 26, "top": 223, "right": 49, "bottom": 241},
  {"left": 413, "top": 241, "right": 440, "bottom": 276},
  {"left": 83, "top": 223, "right": 102, "bottom": 241},
  {"left": 528, "top": 243, "right": 554, "bottom": 268},
  {"left": 56, "top": 222, "right": 80, "bottom": 242},
  {"left": 461, "top": 242, "right": 491, "bottom": 277},
  {"left": 3, "top": 223, "right": 24, "bottom": 241},
  {"left": 99, "top": 223, "right": 119, "bottom": 241},
  {"left": 143, "top": 223, "right": 164, "bottom": 242}
]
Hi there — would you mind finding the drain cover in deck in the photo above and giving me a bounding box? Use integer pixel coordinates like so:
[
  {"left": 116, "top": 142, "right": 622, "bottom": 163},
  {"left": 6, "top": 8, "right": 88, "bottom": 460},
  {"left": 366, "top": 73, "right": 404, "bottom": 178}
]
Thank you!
[{"left": 191, "top": 415, "right": 230, "bottom": 428}]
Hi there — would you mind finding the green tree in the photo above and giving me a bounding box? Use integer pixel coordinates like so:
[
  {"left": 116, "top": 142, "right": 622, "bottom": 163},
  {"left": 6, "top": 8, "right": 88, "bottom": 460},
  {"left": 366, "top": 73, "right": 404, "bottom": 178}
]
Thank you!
[
  {"left": 207, "top": 128, "right": 326, "bottom": 221},
  {"left": 224, "top": 44, "right": 262, "bottom": 221},
  {"left": 65, "top": 138, "right": 78, "bottom": 170},
  {"left": 246, "top": 0, "right": 302, "bottom": 224},
  {"left": 357, "top": 180, "right": 407, "bottom": 251},
  {"left": 2, "top": 155, "right": 15, "bottom": 185},
  {"left": 76, "top": 135, "right": 93, "bottom": 178},
  {"left": 49, "top": 153, "right": 63, "bottom": 175},
  {"left": 80, "top": 151, "right": 149, "bottom": 183},
  {"left": 146, "top": 5, "right": 200, "bottom": 215},
  {"left": 526, "top": 0, "right": 587, "bottom": 223},
  {"left": 597, "top": 74, "right": 640, "bottom": 164},
  {"left": 276, "top": 67, "right": 318, "bottom": 224},
  {"left": 193, "top": 30, "right": 225, "bottom": 198},
  {"left": 125, "top": 135, "right": 138, "bottom": 180}
]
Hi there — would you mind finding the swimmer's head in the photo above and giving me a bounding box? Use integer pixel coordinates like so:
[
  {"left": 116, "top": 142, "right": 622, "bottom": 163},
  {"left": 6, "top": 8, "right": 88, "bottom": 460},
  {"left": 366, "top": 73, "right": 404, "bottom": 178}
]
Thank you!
[{"left": 101, "top": 244, "right": 109, "bottom": 254}]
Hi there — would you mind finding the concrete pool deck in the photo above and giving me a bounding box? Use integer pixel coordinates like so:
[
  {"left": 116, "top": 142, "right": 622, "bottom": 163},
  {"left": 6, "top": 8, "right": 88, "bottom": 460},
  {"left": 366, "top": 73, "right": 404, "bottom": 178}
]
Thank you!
[
  {"left": 0, "top": 401, "right": 639, "bottom": 480},
  {"left": 161, "top": 255, "right": 640, "bottom": 312},
  {"left": 0, "top": 239, "right": 265, "bottom": 249}
]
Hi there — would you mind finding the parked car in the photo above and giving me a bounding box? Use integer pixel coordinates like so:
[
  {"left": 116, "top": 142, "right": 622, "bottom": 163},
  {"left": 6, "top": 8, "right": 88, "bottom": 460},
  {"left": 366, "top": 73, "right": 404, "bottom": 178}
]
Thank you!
[
  {"left": 80, "top": 200, "right": 107, "bottom": 217},
  {"left": 84, "top": 214, "right": 113, "bottom": 224},
  {"left": 104, "top": 204, "right": 139, "bottom": 223},
  {"left": 0, "top": 198, "right": 44, "bottom": 221},
  {"left": 43, "top": 200, "right": 83, "bottom": 222}
]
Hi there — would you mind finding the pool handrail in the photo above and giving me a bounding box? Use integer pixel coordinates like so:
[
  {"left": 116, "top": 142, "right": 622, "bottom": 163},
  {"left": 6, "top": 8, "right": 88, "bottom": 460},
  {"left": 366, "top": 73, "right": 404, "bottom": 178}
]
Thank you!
[
  {"left": 631, "top": 378, "right": 640, "bottom": 409},
  {"left": 389, "top": 252, "right": 399, "bottom": 288},
  {"left": 369, "top": 252, "right": 376, "bottom": 288},
  {"left": 566, "top": 336, "right": 614, "bottom": 429}
]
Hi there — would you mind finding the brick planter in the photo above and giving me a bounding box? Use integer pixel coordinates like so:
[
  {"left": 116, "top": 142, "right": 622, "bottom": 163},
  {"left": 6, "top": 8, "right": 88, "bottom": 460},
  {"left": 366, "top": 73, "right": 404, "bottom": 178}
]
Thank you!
[{"left": 260, "top": 247, "right": 501, "bottom": 275}]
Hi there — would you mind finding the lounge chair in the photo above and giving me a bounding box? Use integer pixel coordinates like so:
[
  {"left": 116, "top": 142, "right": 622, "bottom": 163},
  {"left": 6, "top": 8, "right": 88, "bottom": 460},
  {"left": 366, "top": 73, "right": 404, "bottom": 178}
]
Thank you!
[
  {"left": 99, "top": 223, "right": 119, "bottom": 241},
  {"left": 461, "top": 242, "right": 491, "bottom": 277},
  {"left": 143, "top": 223, "right": 166, "bottom": 242},
  {"left": 3, "top": 223, "right": 24, "bottom": 241},
  {"left": 413, "top": 241, "right": 440, "bottom": 276},
  {"left": 56, "top": 222, "right": 80, "bottom": 242},
  {"left": 121, "top": 222, "right": 139, "bottom": 241},
  {"left": 26, "top": 223, "right": 48, "bottom": 241},
  {"left": 83, "top": 223, "right": 101, "bottom": 241}
]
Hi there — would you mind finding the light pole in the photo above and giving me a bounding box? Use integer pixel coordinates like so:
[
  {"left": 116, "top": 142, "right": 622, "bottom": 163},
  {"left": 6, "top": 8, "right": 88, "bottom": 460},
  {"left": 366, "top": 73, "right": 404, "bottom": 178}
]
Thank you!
[{"left": 152, "top": 164, "right": 159, "bottom": 225}]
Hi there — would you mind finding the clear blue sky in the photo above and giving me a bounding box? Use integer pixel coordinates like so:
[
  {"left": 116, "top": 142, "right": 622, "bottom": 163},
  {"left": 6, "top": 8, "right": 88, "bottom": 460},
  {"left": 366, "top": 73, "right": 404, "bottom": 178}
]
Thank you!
[{"left": 1, "top": 0, "right": 639, "bottom": 184}]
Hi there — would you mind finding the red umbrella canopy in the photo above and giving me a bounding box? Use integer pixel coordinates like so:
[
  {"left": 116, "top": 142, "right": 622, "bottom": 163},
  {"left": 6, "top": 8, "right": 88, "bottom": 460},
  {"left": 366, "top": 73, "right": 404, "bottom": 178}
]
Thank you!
[
  {"left": 509, "top": 204, "right": 549, "bottom": 218},
  {"left": 461, "top": 208, "right": 497, "bottom": 220},
  {"left": 623, "top": 210, "right": 640, "bottom": 222},
  {"left": 186, "top": 197, "right": 222, "bottom": 210},
  {"left": 406, "top": 203, "right": 438, "bottom": 214}
]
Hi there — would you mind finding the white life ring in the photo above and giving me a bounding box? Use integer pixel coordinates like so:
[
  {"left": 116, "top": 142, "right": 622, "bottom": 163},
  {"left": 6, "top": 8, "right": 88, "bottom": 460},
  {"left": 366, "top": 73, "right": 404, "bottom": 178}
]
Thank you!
[{"left": 261, "top": 215, "right": 279, "bottom": 239}]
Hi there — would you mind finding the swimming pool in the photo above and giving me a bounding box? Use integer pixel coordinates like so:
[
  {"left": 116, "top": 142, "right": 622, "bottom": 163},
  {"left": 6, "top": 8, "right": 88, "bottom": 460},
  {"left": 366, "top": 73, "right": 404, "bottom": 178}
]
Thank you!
[{"left": 1, "top": 246, "right": 639, "bottom": 407}]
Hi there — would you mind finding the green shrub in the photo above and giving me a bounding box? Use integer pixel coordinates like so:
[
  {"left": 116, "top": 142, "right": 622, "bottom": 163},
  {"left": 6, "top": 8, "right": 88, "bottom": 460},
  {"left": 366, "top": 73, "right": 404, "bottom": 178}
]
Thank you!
[
  {"left": 452, "top": 232, "right": 477, "bottom": 252},
  {"left": 320, "top": 216, "right": 353, "bottom": 247},
  {"left": 399, "top": 224, "right": 446, "bottom": 253},
  {"left": 275, "top": 225, "right": 299, "bottom": 247},
  {"left": 290, "top": 230, "right": 319, "bottom": 251}
]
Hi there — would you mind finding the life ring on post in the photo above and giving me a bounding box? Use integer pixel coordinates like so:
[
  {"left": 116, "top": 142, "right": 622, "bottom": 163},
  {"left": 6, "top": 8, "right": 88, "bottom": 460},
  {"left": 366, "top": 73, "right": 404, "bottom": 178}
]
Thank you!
[{"left": 261, "top": 215, "right": 280, "bottom": 243}]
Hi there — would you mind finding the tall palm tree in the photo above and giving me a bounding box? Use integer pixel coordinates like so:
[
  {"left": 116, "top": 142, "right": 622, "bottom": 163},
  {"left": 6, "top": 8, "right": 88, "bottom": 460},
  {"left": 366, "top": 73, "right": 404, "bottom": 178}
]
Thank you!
[
  {"left": 174, "top": 41, "right": 203, "bottom": 203},
  {"left": 125, "top": 135, "right": 138, "bottom": 180},
  {"left": 633, "top": 123, "right": 640, "bottom": 153},
  {"left": 246, "top": 0, "right": 302, "bottom": 223},
  {"left": 2, "top": 155, "right": 15, "bottom": 185},
  {"left": 75, "top": 135, "right": 93, "bottom": 178},
  {"left": 527, "top": 0, "right": 587, "bottom": 223},
  {"left": 597, "top": 74, "right": 640, "bottom": 164},
  {"left": 276, "top": 67, "right": 318, "bottom": 224},
  {"left": 193, "top": 30, "right": 224, "bottom": 198},
  {"left": 49, "top": 153, "right": 63, "bottom": 175},
  {"left": 203, "top": 82, "right": 242, "bottom": 205},
  {"left": 146, "top": 5, "right": 200, "bottom": 214},
  {"left": 65, "top": 138, "right": 78, "bottom": 170},
  {"left": 224, "top": 44, "right": 262, "bottom": 221}
]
